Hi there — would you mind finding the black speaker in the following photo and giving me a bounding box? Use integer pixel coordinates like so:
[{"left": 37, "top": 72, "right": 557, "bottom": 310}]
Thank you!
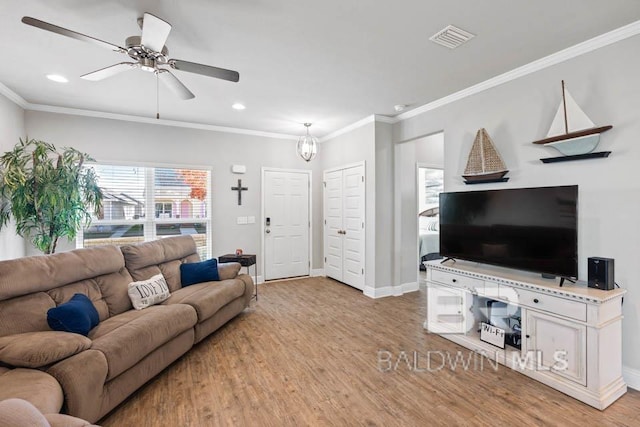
[{"left": 588, "top": 257, "right": 615, "bottom": 290}]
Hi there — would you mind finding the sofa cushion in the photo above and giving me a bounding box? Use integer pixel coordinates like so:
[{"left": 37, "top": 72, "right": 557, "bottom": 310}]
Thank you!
[
  {"left": 128, "top": 274, "right": 171, "bottom": 310},
  {"left": 121, "top": 236, "right": 200, "bottom": 291},
  {"left": 0, "top": 369, "right": 64, "bottom": 414},
  {"left": 0, "top": 293, "right": 55, "bottom": 338},
  {"left": 180, "top": 258, "right": 219, "bottom": 286},
  {"left": 218, "top": 262, "right": 242, "bottom": 280},
  {"left": 162, "top": 279, "right": 246, "bottom": 322},
  {"left": 0, "top": 398, "right": 50, "bottom": 427},
  {"left": 0, "top": 245, "right": 125, "bottom": 301},
  {"left": 88, "top": 304, "right": 197, "bottom": 381},
  {"left": 0, "top": 331, "right": 91, "bottom": 368}
]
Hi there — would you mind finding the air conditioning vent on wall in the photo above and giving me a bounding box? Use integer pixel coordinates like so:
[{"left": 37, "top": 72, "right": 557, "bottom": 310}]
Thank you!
[{"left": 429, "top": 25, "right": 475, "bottom": 49}]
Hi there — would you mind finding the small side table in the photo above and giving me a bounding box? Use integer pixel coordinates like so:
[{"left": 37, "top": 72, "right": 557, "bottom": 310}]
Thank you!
[{"left": 218, "top": 254, "right": 258, "bottom": 300}]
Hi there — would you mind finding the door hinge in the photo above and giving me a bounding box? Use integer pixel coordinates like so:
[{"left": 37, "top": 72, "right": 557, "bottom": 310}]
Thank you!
[
  {"left": 324, "top": 219, "right": 327, "bottom": 225},
  {"left": 323, "top": 181, "right": 326, "bottom": 187},
  {"left": 309, "top": 221, "right": 311, "bottom": 227},
  {"left": 362, "top": 221, "right": 364, "bottom": 229},
  {"left": 362, "top": 268, "right": 364, "bottom": 274},
  {"left": 309, "top": 261, "right": 311, "bottom": 267},
  {"left": 325, "top": 257, "right": 327, "bottom": 262},
  {"left": 362, "top": 176, "right": 364, "bottom": 182}
]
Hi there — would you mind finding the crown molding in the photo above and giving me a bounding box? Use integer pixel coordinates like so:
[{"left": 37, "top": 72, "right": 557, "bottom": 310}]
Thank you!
[
  {"left": 0, "top": 82, "right": 28, "bottom": 108},
  {"left": 374, "top": 114, "right": 397, "bottom": 124},
  {"left": 319, "top": 114, "right": 398, "bottom": 142},
  {"left": 26, "top": 103, "right": 299, "bottom": 140},
  {"left": 319, "top": 115, "right": 375, "bottom": 142},
  {"left": 396, "top": 19, "right": 640, "bottom": 122}
]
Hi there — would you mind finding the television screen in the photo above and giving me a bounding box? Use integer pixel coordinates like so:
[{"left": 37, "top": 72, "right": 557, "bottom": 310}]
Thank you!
[{"left": 439, "top": 185, "right": 578, "bottom": 278}]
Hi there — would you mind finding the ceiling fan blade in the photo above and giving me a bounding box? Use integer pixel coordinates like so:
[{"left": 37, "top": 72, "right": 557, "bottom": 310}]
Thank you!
[
  {"left": 169, "top": 59, "right": 240, "bottom": 83},
  {"left": 157, "top": 70, "right": 195, "bottom": 100},
  {"left": 141, "top": 13, "right": 171, "bottom": 53},
  {"left": 21, "top": 16, "right": 125, "bottom": 52},
  {"left": 81, "top": 63, "right": 136, "bottom": 81}
]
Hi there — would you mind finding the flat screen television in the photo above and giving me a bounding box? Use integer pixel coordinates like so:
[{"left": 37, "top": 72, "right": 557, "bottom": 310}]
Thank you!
[{"left": 439, "top": 185, "right": 578, "bottom": 279}]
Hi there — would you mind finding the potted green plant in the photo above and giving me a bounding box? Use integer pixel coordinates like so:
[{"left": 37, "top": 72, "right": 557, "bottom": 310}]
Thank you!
[{"left": 0, "top": 138, "right": 103, "bottom": 254}]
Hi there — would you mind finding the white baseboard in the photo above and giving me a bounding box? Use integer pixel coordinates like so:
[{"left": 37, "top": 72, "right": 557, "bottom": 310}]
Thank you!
[
  {"left": 311, "top": 269, "right": 325, "bottom": 277},
  {"left": 623, "top": 365, "right": 640, "bottom": 391},
  {"left": 363, "top": 282, "right": 418, "bottom": 299},
  {"left": 402, "top": 282, "right": 419, "bottom": 294},
  {"left": 256, "top": 275, "right": 264, "bottom": 284}
]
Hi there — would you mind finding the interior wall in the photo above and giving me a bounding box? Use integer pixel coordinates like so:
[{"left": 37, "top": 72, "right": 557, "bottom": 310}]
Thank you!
[
  {"left": 319, "top": 121, "right": 376, "bottom": 288},
  {"left": 0, "top": 94, "right": 26, "bottom": 260},
  {"left": 393, "top": 132, "right": 444, "bottom": 287},
  {"left": 24, "top": 111, "right": 315, "bottom": 275},
  {"left": 393, "top": 35, "right": 640, "bottom": 373}
]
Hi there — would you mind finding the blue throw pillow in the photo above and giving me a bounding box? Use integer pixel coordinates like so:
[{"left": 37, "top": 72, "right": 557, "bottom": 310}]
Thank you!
[
  {"left": 180, "top": 258, "right": 220, "bottom": 287},
  {"left": 47, "top": 293, "right": 99, "bottom": 336}
]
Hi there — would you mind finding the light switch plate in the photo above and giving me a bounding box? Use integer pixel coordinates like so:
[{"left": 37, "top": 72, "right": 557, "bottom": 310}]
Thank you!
[
  {"left": 237, "top": 216, "right": 248, "bottom": 224},
  {"left": 247, "top": 216, "right": 256, "bottom": 224}
]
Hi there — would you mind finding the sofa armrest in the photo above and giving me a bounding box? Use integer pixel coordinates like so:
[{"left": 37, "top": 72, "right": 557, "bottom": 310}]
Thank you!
[{"left": 47, "top": 349, "right": 108, "bottom": 423}]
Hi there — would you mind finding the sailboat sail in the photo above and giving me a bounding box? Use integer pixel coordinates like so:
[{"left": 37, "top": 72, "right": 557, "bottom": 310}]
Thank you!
[
  {"left": 547, "top": 88, "right": 594, "bottom": 137},
  {"left": 463, "top": 128, "right": 507, "bottom": 177}
]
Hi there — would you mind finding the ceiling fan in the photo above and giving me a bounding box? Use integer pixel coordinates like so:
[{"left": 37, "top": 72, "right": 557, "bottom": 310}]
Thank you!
[{"left": 21, "top": 13, "right": 240, "bottom": 100}]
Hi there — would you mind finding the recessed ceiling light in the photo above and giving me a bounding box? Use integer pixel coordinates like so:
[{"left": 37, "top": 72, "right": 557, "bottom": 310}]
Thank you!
[
  {"left": 232, "top": 103, "right": 246, "bottom": 110},
  {"left": 46, "top": 74, "right": 68, "bottom": 83},
  {"left": 394, "top": 104, "right": 407, "bottom": 112}
]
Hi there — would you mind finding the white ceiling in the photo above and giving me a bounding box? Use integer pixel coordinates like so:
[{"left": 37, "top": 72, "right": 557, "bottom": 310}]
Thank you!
[{"left": 1, "top": 0, "right": 639, "bottom": 138}]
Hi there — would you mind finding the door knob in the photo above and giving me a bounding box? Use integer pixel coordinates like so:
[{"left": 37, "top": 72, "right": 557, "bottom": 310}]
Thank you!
[{"left": 265, "top": 229, "right": 271, "bottom": 234}]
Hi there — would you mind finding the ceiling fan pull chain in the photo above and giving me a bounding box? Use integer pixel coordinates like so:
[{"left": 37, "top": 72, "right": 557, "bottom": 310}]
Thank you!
[{"left": 156, "top": 71, "right": 160, "bottom": 120}]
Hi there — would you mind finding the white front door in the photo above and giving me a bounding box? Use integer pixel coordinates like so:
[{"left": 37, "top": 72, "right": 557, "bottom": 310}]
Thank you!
[
  {"left": 323, "top": 164, "right": 365, "bottom": 290},
  {"left": 264, "top": 170, "right": 310, "bottom": 281}
]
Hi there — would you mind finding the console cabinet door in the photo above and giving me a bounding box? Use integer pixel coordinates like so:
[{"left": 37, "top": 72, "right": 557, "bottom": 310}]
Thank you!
[
  {"left": 427, "top": 284, "right": 468, "bottom": 334},
  {"left": 525, "top": 310, "right": 587, "bottom": 386}
]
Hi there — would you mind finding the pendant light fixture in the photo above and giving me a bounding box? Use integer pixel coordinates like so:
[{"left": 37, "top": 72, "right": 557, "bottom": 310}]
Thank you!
[{"left": 296, "top": 123, "right": 318, "bottom": 162}]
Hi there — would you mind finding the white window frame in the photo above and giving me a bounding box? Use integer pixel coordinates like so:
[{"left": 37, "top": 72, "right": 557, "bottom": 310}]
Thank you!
[{"left": 77, "top": 161, "right": 212, "bottom": 257}]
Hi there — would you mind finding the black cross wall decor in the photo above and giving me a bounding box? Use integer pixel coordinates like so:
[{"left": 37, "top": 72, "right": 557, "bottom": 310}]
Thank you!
[{"left": 231, "top": 179, "right": 248, "bottom": 205}]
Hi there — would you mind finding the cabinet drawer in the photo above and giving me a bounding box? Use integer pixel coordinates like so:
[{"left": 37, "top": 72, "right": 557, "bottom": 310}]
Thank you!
[
  {"left": 515, "top": 288, "right": 586, "bottom": 322},
  {"left": 430, "top": 269, "right": 484, "bottom": 293}
]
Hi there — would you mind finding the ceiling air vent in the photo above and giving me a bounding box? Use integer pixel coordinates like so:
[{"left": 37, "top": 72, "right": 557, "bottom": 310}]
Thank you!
[{"left": 429, "top": 25, "right": 475, "bottom": 49}]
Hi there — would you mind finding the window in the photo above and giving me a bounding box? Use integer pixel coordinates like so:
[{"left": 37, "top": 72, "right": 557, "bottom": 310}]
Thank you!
[
  {"left": 78, "top": 164, "right": 211, "bottom": 259},
  {"left": 418, "top": 167, "right": 444, "bottom": 214}
]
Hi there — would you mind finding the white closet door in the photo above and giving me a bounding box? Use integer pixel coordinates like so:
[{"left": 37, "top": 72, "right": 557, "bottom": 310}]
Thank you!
[
  {"left": 324, "top": 169, "right": 343, "bottom": 281},
  {"left": 264, "top": 170, "right": 310, "bottom": 280},
  {"left": 323, "top": 164, "right": 365, "bottom": 290},
  {"left": 341, "top": 165, "right": 365, "bottom": 289}
]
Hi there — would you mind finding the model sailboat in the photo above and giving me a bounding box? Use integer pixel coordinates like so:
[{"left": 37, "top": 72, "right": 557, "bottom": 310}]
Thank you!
[
  {"left": 463, "top": 128, "right": 509, "bottom": 184},
  {"left": 532, "top": 80, "right": 612, "bottom": 155}
]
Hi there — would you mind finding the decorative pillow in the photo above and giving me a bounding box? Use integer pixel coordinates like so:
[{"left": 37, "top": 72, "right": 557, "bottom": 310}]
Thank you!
[
  {"left": 427, "top": 218, "right": 439, "bottom": 232},
  {"left": 218, "top": 262, "right": 242, "bottom": 280},
  {"left": 47, "top": 294, "right": 99, "bottom": 336},
  {"left": 128, "top": 274, "right": 171, "bottom": 310},
  {"left": 180, "top": 258, "right": 219, "bottom": 287},
  {"left": 0, "top": 331, "right": 92, "bottom": 368}
]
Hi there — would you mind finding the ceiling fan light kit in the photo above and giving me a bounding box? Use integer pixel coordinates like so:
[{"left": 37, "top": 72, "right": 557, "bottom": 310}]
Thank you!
[
  {"left": 21, "top": 13, "right": 240, "bottom": 103},
  {"left": 297, "top": 123, "right": 318, "bottom": 162}
]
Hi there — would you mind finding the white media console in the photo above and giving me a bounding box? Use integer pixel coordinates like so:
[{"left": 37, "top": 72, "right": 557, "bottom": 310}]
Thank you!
[{"left": 424, "top": 260, "right": 626, "bottom": 409}]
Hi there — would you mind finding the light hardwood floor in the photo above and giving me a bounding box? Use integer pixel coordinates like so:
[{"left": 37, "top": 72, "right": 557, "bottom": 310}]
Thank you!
[{"left": 101, "top": 277, "right": 640, "bottom": 426}]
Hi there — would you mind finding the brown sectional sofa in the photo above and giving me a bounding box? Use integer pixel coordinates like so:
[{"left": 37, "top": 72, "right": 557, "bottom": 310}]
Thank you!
[{"left": 0, "top": 235, "right": 254, "bottom": 423}]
